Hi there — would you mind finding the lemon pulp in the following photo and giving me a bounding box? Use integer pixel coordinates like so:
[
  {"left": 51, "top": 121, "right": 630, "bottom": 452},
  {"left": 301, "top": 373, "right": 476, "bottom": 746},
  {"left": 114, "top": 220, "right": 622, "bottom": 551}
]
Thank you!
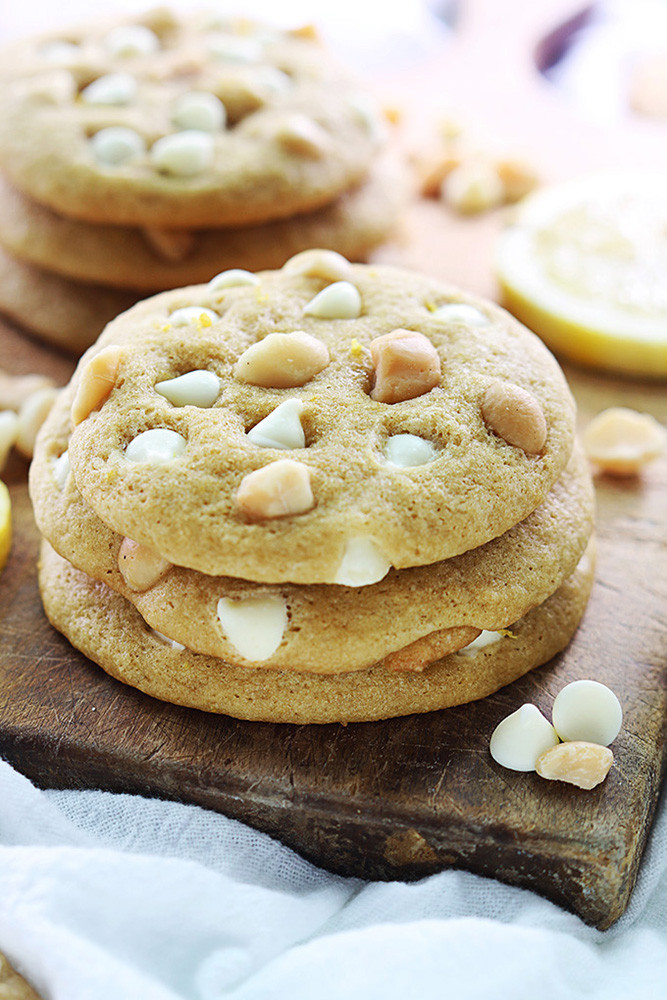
[
  {"left": 0, "top": 480, "right": 11, "bottom": 571},
  {"left": 495, "top": 172, "right": 667, "bottom": 377}
]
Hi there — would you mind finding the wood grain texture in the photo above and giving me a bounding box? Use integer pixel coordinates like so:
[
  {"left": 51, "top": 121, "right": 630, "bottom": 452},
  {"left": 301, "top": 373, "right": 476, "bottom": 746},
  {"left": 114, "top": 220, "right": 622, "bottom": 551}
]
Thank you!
[{"left": 0, "top": 0, "right": 666, "bottom": 929}]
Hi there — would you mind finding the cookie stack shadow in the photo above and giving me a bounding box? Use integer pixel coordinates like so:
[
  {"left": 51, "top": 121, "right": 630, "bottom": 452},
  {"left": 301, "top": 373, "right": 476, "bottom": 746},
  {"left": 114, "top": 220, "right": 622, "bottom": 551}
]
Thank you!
[
  {"left": 0, "top": 9, "right": 408, "bottom": 355},
  {"left": 29, "top": 254, "right": 596, "bottom": 724}
]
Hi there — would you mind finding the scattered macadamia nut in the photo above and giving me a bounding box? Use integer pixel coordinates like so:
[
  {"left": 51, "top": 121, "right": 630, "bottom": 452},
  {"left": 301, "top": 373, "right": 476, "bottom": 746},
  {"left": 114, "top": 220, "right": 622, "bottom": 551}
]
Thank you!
[
  {"left": 443, "top": 159, "right": 505, "bottom": 214},
  {"left": 536, "top": 741, "right": 613, "bottom": 790},
  {"left": 234, "top": 332, "right": 329, "bottom": 388},
  {"left": 583, "top": 407, "right": 666, "bottom": 476},
  {"left": 143, "top": 227, "right": 197, "bottom": 261},
  {"left": 481, "top": 381, "right": 547, "bottom": 454},
  {"left": 275, "top": 114, "right": 331, "bottom": 157},
  {"left": 236, "top": 458, "right": 314, "bottom": 520},
  {"left": 71, "top": 346, "right": 123, "bottom": 426},
  {"left": 118, "top": 537, "right": 171, "bottom": 592},
  {"left": 552, "top": 680, "right": 622, "bottom": 746},
  {"left": 489, "top": 703, "right": 559, "bottom": 772},
  {"left": 370, "top": 329, "right": 441, "bottom": 404}
]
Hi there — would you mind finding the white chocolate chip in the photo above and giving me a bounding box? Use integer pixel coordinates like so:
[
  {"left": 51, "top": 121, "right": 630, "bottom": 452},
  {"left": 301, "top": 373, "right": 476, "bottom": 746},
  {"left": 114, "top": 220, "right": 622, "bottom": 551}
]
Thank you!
[
  {"left": 208, "top": 269, "right": 260, "bottom": 291},
  {"left": 348, "top": 92, "right": 387, "bottom": 143},
  {"left": 125, "top": 428, "right": 186, "bottom": 464},
  {"left": 52, "top": 450, "right": 70, "bottom": 490},
  {"left": 582, "top": 407, "right": 666, "bottom": 476},
  {"left": 171, "top": 92, "right": 226, "bottom": 132},
  {"left": 489, "top": 704, "right": 559, "bottom": 771},
  {"left": 459, "top": 630, "right": 506, "bottom": 655},
  {"left": 81, "top": 72, "right": 137, "bottom": 106},
  {"left": 168, "top": 306, "right": 219, "bottom": 326},
  {"left": 536, "top": 741, "right": 613, "bottom": 790},
  {"left": 283, "top": 249, "right": 352, "bottom": 282},
  {"left": 150, "top": 628, "right": 185, "bottom": 651},
  {"left": 118, "top": 537, "right": 171, "bottom": 591},
  {"left": 150, "top": 131, "right": 215, "bottom": 177},
  {"left": 207, "top": 34, "right": 263, "bottom": 63},
  {"left": 0, "top": 411, "right": 19, "bottom": 472},
  {"left": 247, "top": 399, "right": 305, "bottom": 450},
  {"left": 236, "top": 459, "right": 314, "bottom": 520},
  {"left": 250, "top": 66, "right": 292, "bottom": 99},
  {"left": 40, "top": 41, "right": 80, "bottom": 62},
  {"left": 334, "top": 537, "right": 392, "bottom": 587},
  {"left": 276, "top": 114, "right": 331, "bottom": 157},
  {"left": 303, "top": 281, "right": 362, "bottom": 319},
  {"left": 234, "top": 331, "right": 329, "bottom": 388},
  {"left": 552, "top": 680, "right": 622, "bottom": 747},
  {"left": 16, "top": 387, "right": 58, "bottom": 458},
  {"left": 384, "top": 434, "right": 437, "bottom": 468},
  {"left": 71, "top": 345, "right": 123, "bottom": 426},
  {"left": 155, "top": 370, "right": 220, "bottom": 408},
  {"left": 432, "top": 303, "right": 490, "bottom": 326},
  {"left": 90, "top": 126, "right": 146, "bottom": 166},
  {"left": 217, "top": 595, "right": 287, "bottom": 662},
  {"left": 104, "top": 24, "right": 160, "bottom": 58},
  {"left": 370, "top": 329, "right": 442, "bottom": 404}
]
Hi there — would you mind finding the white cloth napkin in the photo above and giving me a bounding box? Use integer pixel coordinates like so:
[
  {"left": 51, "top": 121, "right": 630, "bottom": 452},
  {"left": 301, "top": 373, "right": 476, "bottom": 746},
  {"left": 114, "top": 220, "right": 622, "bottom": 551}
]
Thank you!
[{"left": 1, "top": 758, "right": 667, "bottom": 999}]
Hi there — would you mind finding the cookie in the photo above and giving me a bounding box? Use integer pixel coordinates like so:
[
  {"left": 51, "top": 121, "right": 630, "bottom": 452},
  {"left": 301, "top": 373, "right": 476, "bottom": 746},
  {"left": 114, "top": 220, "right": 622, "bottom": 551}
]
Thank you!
[
  {"left": 0, "top": 151, "right": 408, "bottom": 291},
  {"left": 38, "top": 538, "right": 596, "bottom": 723},
  {"left": 0, "top": 9, "right": 385, "bottom": 228},
  {"left": 64, "top": 257, "right": 577, "bottom": 584},
  {"left": 0, "top": 245, "right": 141, "bottom": 354},
  {"left": 30, "top": 379, "right": 594, "bottom": 671}
]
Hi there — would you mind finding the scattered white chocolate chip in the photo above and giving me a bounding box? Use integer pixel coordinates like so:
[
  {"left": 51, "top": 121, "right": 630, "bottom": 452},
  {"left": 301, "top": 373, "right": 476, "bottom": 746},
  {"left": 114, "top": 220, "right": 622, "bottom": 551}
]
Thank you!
[
  {"left": 150, "top": 628, "right": 185, "bottom": 651},
  {"left": 333, "top": 536, "right": 392, "bottom": 587},
  {"left": 52, "top": 450, "right": 70, "bottom": 490},
  {"left": 582, "top": 407, "right": 666, "bottom": 476},
  {"left": 496, "top": 157, "right": 540, "bottom": 203},
  {"left": 168, "top": 306, "right": 219, "bottom": 326},
  {"left": 208, "top": 268, "right": 260, "bottom": 291},
  {"left": 303, "top": 281, "right": 362, "bottom": 320},
  {"left": 125, "top": 428, "right": 187, "bottom": 464},
  {"left": 481, "top": 381, "right": 547, "bottom": 455},
  {"left": 40, "top": 40, "right": 80, "bottom": 62},
  {"left": 459, "top": 630, "right": 507, "bottom": 656},
  {"left": 0, "top": 411, "right": 19, "bottom": 472},
  {"left": 432, "top": 303, "right": 490, "bottom": 326},
  {"left": 90, "top": 126, "right": 146, "bottom": 166},
  {"left": 150, "top": 130, "right": 215, "bottom": 177},
  {"left": 155, "top": 370, "right": 220, "bottom": 408},
  {"left": 276, "top": 114, "right": 330, "bottom": 157},
  {"left": 234, "top": 331, "right": 329, "bottom": 388},
  {"left": 71, "top": 345, "right": 123, "bottom": 426},
  {"left": 236, "top": 459, "right": 313, "bottom": 520},
  {"left": 15, "top": 387, "right": 58, "bottom": 459},
  {"left": 442, "top": 159, "right": 505, "bottom": 214},
  {"left": 171, "top": 91, "right": 226, "bottom": 132},
  {"left": 283, "top": 249, "right": 352, "bottom": 282},
  {"left": 489, "top": 704, "right": 559, "bottom": 771},
  {"left": 217, "top": 595, "right": 287, "bottom": 662},
  {"left": 118, "top": 537, "right": 171, "bottom": 591},
  {"left": 536, "top": 741, "right": 613, "bottom": 790},
  {"left": 104, "top": 24, "right": 160, "bottom": 58},
  {"left": 384, "top": 433, "right": 437, "bottom": 468},
  {"left": 370, "top": 329, "right": 442, "bottom": 404},
  {"left": 552, "top": 680, "right": 622, "bottom": 747},
  {"left": 81, "top": 72, "right": 137, "bottom": 106},
  {"left": 143, "top": 227, "right": 196, "bottom": 261},
  {"left": 247, "top": 399, "right": 305, "bottom": 449},
  {"left": 250, "top": 66, "right": 292, "bottom": 99},
  {"left": 206, "top": 33, "right": 263, "bottom": 63}
]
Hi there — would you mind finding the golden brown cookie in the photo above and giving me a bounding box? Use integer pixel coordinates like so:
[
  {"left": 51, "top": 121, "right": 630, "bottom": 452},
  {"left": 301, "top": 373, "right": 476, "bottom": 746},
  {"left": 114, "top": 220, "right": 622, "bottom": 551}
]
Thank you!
[
  {"left": 37, "top": 539, "right": 596, "bottom": 724},
  {"left": 0, "top": 9, "right": 385, "bottom": 228},
  {"left": 64, "top": 257, "right": 577, "bottom": 583}
]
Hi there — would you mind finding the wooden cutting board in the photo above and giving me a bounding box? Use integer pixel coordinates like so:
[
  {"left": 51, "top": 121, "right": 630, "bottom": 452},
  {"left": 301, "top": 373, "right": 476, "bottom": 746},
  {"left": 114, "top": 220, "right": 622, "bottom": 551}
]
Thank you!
[{"left": 1, "top": 0, "right": 666, "bottom": 929}]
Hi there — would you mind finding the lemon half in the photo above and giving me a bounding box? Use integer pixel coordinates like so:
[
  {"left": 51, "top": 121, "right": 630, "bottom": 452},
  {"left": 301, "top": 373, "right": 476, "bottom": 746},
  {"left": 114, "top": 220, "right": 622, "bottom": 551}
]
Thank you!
[
  {"left": 495, "top": 172, "right": 667, "bottom": 377},
  {"left": 0, "top": 480, "right": 11, "bottom": 571}
]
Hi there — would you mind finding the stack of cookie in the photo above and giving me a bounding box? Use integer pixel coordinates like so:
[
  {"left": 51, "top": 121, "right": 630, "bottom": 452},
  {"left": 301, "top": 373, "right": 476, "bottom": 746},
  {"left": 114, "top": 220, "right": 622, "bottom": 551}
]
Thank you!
[
  {"left": 30, "top": 251, "right": 595, "bottom": 724},
  {"left": 0, "top": 9, "right": 406, "bottom": 354}
]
